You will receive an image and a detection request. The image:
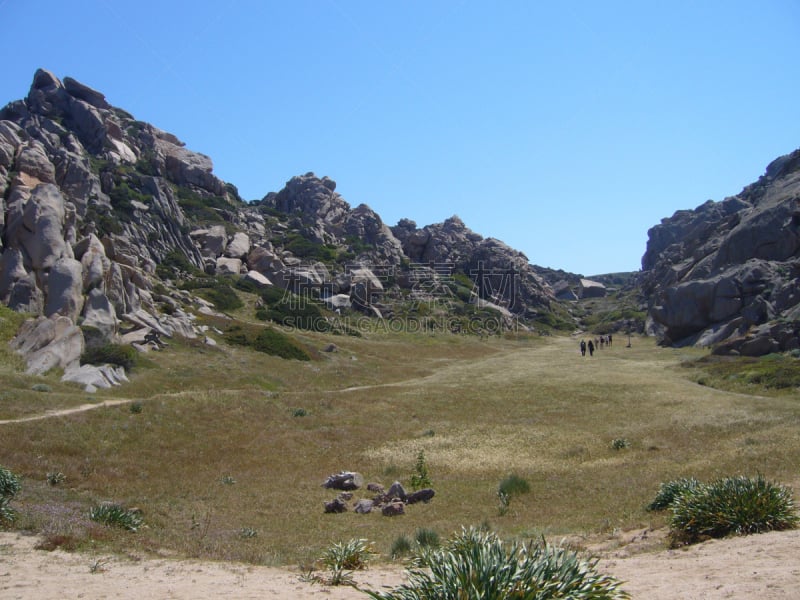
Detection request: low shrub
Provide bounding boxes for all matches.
[669,474,798,544]
[81,344,138,370]
[498,473,531,497]
[611,438,630,450]
[364,527,629,599]
[253,328,311,361]
[409,450,432,491]
[0,466,21,526]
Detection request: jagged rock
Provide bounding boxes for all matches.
[10,315,83,375]
[322,471,364,491]
[62,363,128,392]
[366,482,385,494]
[325,293,351,311]
[553,280,578,301]
[16,141,56,185]
[324,498,348,514]
[643,149,800,354]
[386,481,407,502]
[63,76,110,110]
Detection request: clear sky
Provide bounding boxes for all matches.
[2,1,799,275]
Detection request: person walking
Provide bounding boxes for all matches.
[580,339,586,356]
[587,339,595,356]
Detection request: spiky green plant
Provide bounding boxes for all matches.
[0,466,21,526]
[646,477,703,511]
[670,474,799,544]
[89,503,143,532]
[320,538,373,585]
[363,527,630,599]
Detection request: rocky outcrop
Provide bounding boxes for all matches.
[642,148,800,354]
[1,69,567,384]
[392,216,554,315]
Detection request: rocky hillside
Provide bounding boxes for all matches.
[0,69,557,388]
[642,149,800,355]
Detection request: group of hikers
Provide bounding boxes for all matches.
[579,334,612,356]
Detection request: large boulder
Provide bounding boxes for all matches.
[44,257,84,320]
[10,315,84,375]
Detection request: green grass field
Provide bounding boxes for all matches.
[1,313,799,567]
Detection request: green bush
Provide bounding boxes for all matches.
[81,344,138,370]
[498,474,531,498]
[252,328,311,361]
[364,527,629,600]
[646,477,703,512]
[200,283,243,312]
[409,450,432,491]
[89,503,143,532]
[0,466,20,526]
[669,475,799,544]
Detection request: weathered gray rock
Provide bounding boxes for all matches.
[215,256,242,275]
[406,488,435,504]
[354,499,374,514]
[324,498,348,514]
[15,184,71,271]
[243,270,272,287]
[579,279,607,299]
[81,288,118,343]
[381,501,405,517]
[10,315,84,375]
[44,257,84,320]
[224,232,251,258]
[386,481,407,502]
[322,471,364,491]
[62,363,128,392]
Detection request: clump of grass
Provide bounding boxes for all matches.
[646,477,702,511]
[391,534,413,559]
[292,407,308,417]
[611,438,630,450]
[89,503,143,532]
[239,527,258,539]
[31,383,52,393]
[221,475,236,485]
[414,528,440,549]
[129,401,143,414]
[669,474,799,545]
[363,527,629,599]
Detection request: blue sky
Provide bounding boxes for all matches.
[2,1,799,275]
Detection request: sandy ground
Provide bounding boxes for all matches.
[2,528,799,599]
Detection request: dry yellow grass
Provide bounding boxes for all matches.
[1,327,799,566]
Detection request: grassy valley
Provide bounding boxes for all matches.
[1,301,799,568]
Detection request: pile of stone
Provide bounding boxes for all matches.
[322,471,435,517]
